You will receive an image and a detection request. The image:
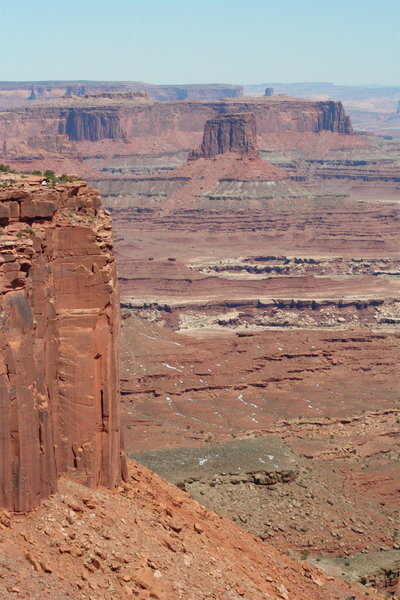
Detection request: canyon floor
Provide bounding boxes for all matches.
[1,96,399,597]
[100,134,400,595]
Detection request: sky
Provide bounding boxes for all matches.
[0,0,399,86]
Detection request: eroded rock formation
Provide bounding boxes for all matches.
[28,86,48,101]
[61,108,124,141]
[195,112,258,157]
[0,175,127,512]
[318,100,352,133]
[0,97,355,156]
[65,85,86,97]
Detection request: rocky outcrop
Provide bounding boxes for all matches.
[65,85,86,97]
[0,175,127,512]
[264,87,274,96]
[0,464,381,600]
[0,97,355,148]
[61,108,124,141]
[318,101,353,133]
[28,86,48,101]
[194,113,258,157]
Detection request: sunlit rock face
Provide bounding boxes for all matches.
[197,113,258,157]
[0,176,127,512]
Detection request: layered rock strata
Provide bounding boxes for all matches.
[0,98,354,152]
[83,91,150,101]
[0,175,127,512]
[62,107,124,141]
[193,112,258,157]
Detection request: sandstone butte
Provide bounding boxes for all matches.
[0,174,385,600]
[158,112,287,211]
[0,174,127,513]
[191,113,259,158]
[0,96,358,179]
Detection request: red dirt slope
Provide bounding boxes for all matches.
[0,461,384,600]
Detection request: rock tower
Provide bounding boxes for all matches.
[192,112,258,158]
[0,175,127,512]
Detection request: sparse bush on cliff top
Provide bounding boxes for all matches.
[1,165,82,185]
[0,164,17,174]
[43,170,81,186]
[0,179,16,187]
[58,173,77,183]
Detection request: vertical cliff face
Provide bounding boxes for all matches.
[196,112,258,157]
[0,99,356,165]
[61,108,123,141]
[0,176,126,512]
[317,101,353,133]
[28,86,48,101]
[65,85,86,97]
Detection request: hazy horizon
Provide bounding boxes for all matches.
[0,79,399,88]
[0,0,399,86]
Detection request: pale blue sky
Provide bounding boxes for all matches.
[0,0,399,85]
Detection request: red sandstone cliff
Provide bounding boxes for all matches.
[160,112,287,211]
[0,174,127,512]
[61,107,125,141]
[0,97,354,153]
[0,97,363,181]
[195,112,258,157]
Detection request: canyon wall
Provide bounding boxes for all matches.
[0,176,127,512]
[0,82,244,108]
[61,107,124,141]
[0,98,353,156]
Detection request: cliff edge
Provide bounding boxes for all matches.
[0,172,127,512]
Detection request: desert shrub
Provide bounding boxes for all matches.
[0,164,16,173]
[1,179,16,187]
[42,170,80,186]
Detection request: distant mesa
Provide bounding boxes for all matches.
[62,90,151,101]
[264,87,274,97]
[16,81,243,102]
[191,112,258,159]
[64,85,86,97]
[28,86,50,101]
[82,91,150,101]
[170,111,287,204]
